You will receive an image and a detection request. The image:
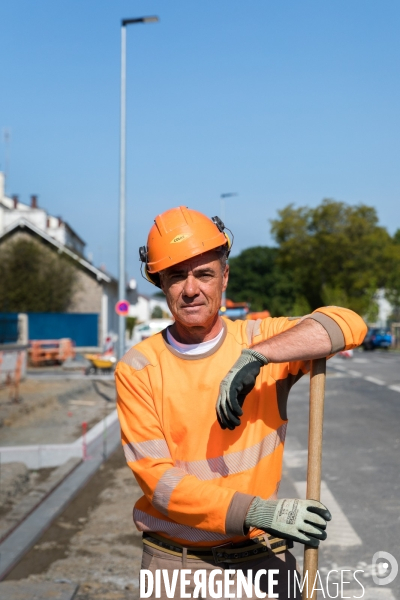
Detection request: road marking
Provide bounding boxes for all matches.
[348,370,362,377]
[329,366,400,394]
[331,363,347,371]
[364,376,385,386]
[353,589,396,600]
[283,449,308,469]
[293,481,362,547]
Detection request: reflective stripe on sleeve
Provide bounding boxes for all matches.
[152,467,187,516]
[123,438,171,463]
[133,508,231,543]
[134,485,280,544]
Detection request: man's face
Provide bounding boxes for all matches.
[160,250,229,329]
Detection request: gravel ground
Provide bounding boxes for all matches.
[0,462,54,517]
[0,378,116,446]
[6,448,144,600]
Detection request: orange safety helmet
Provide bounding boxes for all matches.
[139,206,232,287]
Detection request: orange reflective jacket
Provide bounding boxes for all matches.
[116,307,366,547]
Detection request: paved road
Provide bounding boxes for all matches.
[280,350,400,599]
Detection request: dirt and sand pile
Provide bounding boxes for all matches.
[0,462,31,508]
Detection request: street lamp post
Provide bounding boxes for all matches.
[219,193,237,309]
[118,16,159,360]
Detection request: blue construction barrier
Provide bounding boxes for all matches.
[27,313,98,346]
[0,314,19,344]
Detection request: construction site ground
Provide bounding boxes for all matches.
[0,373,116,544]
[1,354,399,599]
[0,375,116,446]
[4,447,143,600]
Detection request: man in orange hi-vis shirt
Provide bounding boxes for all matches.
[116,207,367,599]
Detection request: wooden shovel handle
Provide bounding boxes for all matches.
[302,357,326,600]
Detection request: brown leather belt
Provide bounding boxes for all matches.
[143,532,292,564]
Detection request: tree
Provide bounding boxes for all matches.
[227,246,301,316]
[393,229,400,245]
[126,316,137,337]
[384,235,400,322]
[270,199,393,315]
[151,305,163,319]
[0,237,78,312]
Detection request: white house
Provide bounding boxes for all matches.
[128,293,171,323]
[0,171,138,346]
[0,172,85,255]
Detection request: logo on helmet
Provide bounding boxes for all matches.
[170,233,192,244]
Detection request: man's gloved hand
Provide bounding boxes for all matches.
[216,349,269,430]
[245,497,332,548]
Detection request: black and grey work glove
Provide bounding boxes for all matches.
[245,497,332,548]
[216,349,269,430]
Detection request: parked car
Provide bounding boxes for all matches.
[362,328,392,350]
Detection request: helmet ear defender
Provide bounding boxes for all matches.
[211,216,233,257]
[139,246,161,288]
[139,212,233,288]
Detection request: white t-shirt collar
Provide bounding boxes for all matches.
[166,327,224,356]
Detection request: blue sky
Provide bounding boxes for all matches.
[2,1,400,295]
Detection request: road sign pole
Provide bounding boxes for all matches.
[118,24,127,361]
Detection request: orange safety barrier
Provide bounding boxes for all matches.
[28,338,75,366]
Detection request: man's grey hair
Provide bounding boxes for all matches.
[215,244,230,271]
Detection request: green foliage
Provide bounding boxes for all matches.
[270,199,393,314]
[384,242,400,321]
[290,296,311,317]
[228,199,400,321]
[364,298,379,324]
[126,316,137,337]
[0,237,77,312]
[393,229,400,245]
[227,246,300,316]
[151,305,163,319]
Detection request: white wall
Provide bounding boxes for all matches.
[47,223,67,246]
[129,295,150,322]
[149,297,171,317]
[128,295,171,322]
[376,289,392,327]
[103,281,119,343]
[48,223,85,255]
[0,179,85,256]
[3,207,47,231]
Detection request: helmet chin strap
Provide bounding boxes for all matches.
[140,262,162,288]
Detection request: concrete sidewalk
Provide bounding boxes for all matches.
[0,409,119,468]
